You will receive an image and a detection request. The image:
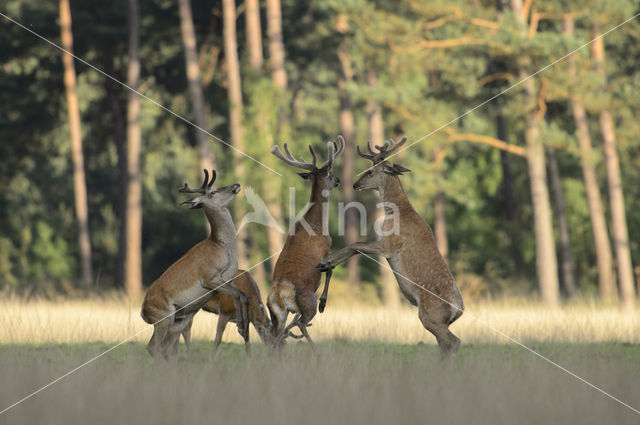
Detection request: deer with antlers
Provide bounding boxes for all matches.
[179,269,272,356]
[141,169,248,359]
[318,138,464,359]
[267,137,344,352]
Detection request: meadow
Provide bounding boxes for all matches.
[0,297,639,424]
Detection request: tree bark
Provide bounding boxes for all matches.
[367,67,399,307]
[338,47,359,286]
[103,70,127,289]
[245,0,263,71]
[245,0,283,276]
[545,147,577,296]
[496,112,525,275]
[59,0,93,289]
[265,0,289,132]
[178,0,216,172]
[591,23,635,308]
[266,0,287,90]
[512,0,559,306]
[124,0,143,300]
[564,16,614,300]
[223,0,249,270]
[433,191,448,262]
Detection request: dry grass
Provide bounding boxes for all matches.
[1,297,640,424]
[1,296,638,345]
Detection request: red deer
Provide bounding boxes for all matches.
[141,169,248,359]
[318,138,464,359]
[267,137,344,352]
[180,269,272,356]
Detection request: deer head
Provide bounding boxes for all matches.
[271,136,345,193]
[179,169,241,209]
[353,137,411,191]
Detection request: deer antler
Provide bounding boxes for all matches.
[179,169,216,193]
[320,135,346,169]
[271,142,317,171]
[356,136,408,163]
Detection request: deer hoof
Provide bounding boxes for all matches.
[316,262,333,271]
[319,299,326,313]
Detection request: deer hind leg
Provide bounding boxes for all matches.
[267,291,290,354]
[181,316,195,352]
[217,285,249,342]
[418,304,461,361]
[211,314,230,359]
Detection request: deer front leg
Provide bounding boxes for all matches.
[317,240,389,271]
[216,284,249,342]
[211,314,230,358]
[318,269,332,313]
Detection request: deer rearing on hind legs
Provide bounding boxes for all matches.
[267,136,344,353]
[141,169,248,359]
[318,138,464,360]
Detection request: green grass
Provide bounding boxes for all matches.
[1,341,639,424]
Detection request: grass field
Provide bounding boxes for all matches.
[0,298,639,424]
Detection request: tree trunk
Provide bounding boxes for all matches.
[178,0,216,172]
[338,47,359,286]
[512,0,559,306]
[103,70,127,289]
[545,147,577,296]
[265,0,289,132]
[245,0,283,278]
[223,0,249,270]
[245,0,263,71]
[367,67,399,307]
[496,112,525,275]
[266,0,287,90]
[124,0,143,300]
[564,16,614,300]
[433,191,448,262]
[59,0,93,289]
[591,23,635,308]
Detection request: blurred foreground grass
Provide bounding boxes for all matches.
[0,296,638,344]
[0,341,639,425]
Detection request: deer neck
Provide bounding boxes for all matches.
[303,180,330,231]
[379,176,412,213]
[203,207,237,250]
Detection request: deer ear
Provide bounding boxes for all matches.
[393,164,411,174]
[382,163,411,175]
[297,172,312,180]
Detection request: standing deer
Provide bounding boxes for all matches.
[318,138,464,359]
[179,269,272,356]
[141,169,248,359]
[267,137,344,352]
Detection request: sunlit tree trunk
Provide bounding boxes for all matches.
[223,0,249,270]
[367,67,399,307]
[433,191,448,262]
[266,0,289,132]
[178,0,216,172]
[512,0,559,306]
[124,0,142,300]
[266,0,287,90]
[338,43,359,286]
[496,112,525,275]
[591,24,635,309]
[245,0,263,71]
[564,16,614,300]
[546,147,577,296]
[245,0,281,288]
[59,0,93,289]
